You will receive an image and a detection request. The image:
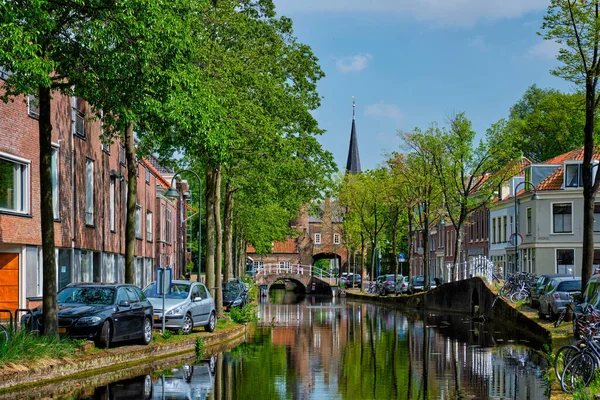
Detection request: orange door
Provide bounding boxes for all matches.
[0,253,19,313]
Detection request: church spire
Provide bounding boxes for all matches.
[345,96,361,174]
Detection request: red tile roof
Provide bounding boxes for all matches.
[536,166,564,191]
[246,237,298,254]
[140,158,170,189]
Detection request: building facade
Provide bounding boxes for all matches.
[0,81,187,312]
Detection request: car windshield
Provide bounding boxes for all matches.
[223,283,240,296]
[556,281,581,292]
[385,275,395,281]
[144,282,191,299]
[413,277,424,284]
[58,286,115,305]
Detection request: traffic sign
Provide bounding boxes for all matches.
[509,232,524,247]
[398,253,406,263]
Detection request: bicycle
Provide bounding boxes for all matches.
[560,323,600,393]
[0,323,8,347]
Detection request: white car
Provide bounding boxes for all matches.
[143,280,216,334]
[395,276,409,294]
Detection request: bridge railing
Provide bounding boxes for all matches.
[445,255,494,284]
[254,263,335,280]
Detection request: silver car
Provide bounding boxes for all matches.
[538,277,581,321]
[143,280,216,334]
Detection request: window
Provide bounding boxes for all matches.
[314,233,321,244]
[279,261,291,270]
[28,94,39,119]
[333,233,340,245]
[253,260,264,269]
[469,216,474,242]
[145,169,150,184]
[135,205,142,239]
[81,251,93,282]
[492,218,496,244]
[565,164,579,187]
[119,145,126,165]
[0,154,29,213]
[557,249,575,275]
[526,208,532,235]
[0,66,11,80]
[553,203,572,233]
[165,208,172,243]
[51,148,59,219]
[503,216,507,243]
[71,97,85,138]
[146,211,153,242]
[102,142,110,153]
[595,203,600,232]
[85,159,94,225]
[109,177,115,231]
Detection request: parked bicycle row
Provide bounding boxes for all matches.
[341,273,439,296]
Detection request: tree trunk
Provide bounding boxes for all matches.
[205,168,215,297]
[124,122,137,284]
[408,215,413,280]
[214,167,224,316]
[370,236,377,287]
[39,85,58,336]
[223,181,234,281]
[582,80,596,291]
[423,210,430,289]
[392,206,399,282]
[360,236,365,291]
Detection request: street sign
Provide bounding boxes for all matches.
[509,232,524,247]
[398,253,406,263]
[156,267,172,295]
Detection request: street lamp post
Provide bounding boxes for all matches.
[513,181,539,273]
[165,170,202,282]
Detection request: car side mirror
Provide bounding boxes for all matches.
[118,300,130,308]
[194,296,203,302]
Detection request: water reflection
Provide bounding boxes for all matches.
[65,290,549,400]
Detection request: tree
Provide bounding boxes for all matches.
[487,85,587,163]
[542,0,600,289]
[0,0,115,335]
[429,114,502,281]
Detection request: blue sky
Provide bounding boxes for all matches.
[272,0,572,172]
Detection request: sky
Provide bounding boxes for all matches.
[271,0,572,172]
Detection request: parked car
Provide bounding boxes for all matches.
[531,273,572,308]
[344,273,362,288]
[143,280,216,334]
[578,273,600,311]
[538,277,582,321]
[408,276,437,294]
[223,280,248,311]
[22,283,153,348]
[395,276,409,294]
[376,274,397,294]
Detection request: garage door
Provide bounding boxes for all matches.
[0,253,19,313]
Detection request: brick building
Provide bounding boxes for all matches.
[0,78,187,311]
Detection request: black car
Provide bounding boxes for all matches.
[222,280,248,311]
[23,283,153,348]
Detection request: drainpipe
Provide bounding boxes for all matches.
[70,97,76,286]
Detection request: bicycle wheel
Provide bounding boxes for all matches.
[0,325,8,347]
[554,345,580,383]
[510,290,528,303]
[554,309,567,328]
[561,351,597,393]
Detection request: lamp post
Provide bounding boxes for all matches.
[165,170,202,283]
[513,181,539,273]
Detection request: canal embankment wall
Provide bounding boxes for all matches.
[346,277,552,344]
[0,324,247,393]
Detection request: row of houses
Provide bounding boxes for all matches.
[411,149,600,282]
[0,78,191,312]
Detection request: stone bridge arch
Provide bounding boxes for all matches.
[255,273,334,295]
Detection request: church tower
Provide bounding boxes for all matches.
[345,96,361,174]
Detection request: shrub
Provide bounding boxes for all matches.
[229,303,259,324]
[0,329,82,363]
[195,337,204,362]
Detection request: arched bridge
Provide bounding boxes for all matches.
[254,264,337,294]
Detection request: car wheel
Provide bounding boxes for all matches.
[140,317,152,345]
[550,310,558,321]
[182,313,194,335]
[205,312,216,333]
[96,320,111,349]
[143,375,153,399]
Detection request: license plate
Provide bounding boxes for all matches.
[58,327,66,334]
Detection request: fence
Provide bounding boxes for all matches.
[446,255,494,284]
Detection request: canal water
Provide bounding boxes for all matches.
[54,290,549,399]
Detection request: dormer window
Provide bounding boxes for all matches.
[565,161,598,188]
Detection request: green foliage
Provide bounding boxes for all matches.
[161,330,173,340]
[487,85,589,163]
[0,330,82,363]
[229,303,259,324]
[241,275,258,301]
[194,337,204,362]
[572,373,600,399]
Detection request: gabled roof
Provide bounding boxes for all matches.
[535,146,600,192]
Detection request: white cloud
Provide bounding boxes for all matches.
[365,102,403,122]
[335,53,372,73]
[527,40,561,60]
[273,0,547,26]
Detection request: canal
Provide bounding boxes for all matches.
[49,290,549,399]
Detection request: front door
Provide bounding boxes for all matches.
[0,253,19,314]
